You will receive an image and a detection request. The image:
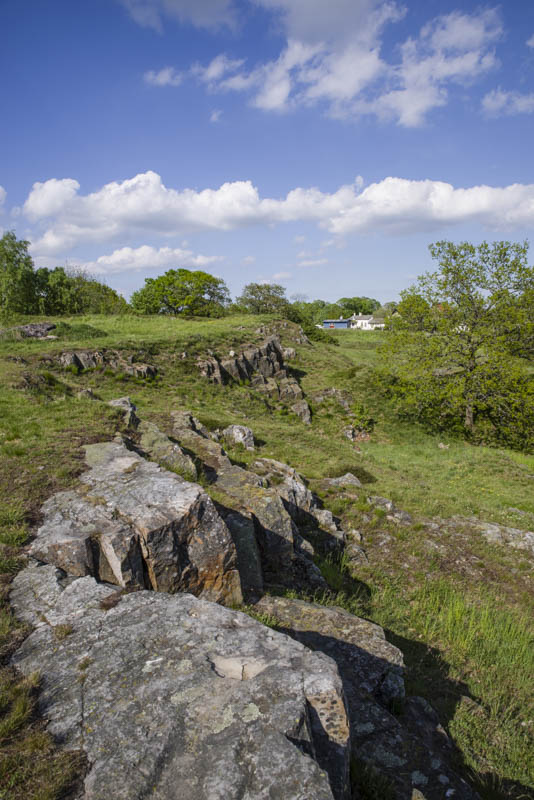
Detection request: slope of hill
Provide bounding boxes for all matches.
[1,314,533,799]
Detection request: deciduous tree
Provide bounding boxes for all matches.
[0,231,37,315]
[380,240,534,450]
[131,268,230,316]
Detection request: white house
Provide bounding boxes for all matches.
[349,314,385,330]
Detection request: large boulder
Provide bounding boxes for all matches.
[14,321,57,338]
[29,441,242,605]
[11,564,351,800]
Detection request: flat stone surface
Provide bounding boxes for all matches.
[11,564,350,800]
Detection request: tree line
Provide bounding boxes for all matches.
[0,231,385,324]
[0,232,129,316]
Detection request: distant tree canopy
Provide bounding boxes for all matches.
[131,268,230,316]
[235,282,291,315]
[337,296,381,315]
[0,232,128,316]
[380,240,534,451]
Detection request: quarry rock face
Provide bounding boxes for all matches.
[29,441,242,605]
[11,563,350,800]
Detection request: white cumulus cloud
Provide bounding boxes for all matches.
[144,67,183,86]
[0,186,6,209]
[23,178,80,220]
[365,9,502,126]
[21,170,534,258]
[527,34,534,48]
[482,88,534,116]
[81,244,222,275]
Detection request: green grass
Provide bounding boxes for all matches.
[1,314,533,799]
[370,578,534,796]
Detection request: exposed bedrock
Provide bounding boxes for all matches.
[58,349,157,378]
[29,440,242,605]
[171,415,327,591]
[10,563,351,800]
[255,596,480,800]
[197,335,286,386]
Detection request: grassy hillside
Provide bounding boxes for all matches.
[1,314,533,799]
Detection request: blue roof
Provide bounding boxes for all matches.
[323,318,350,323]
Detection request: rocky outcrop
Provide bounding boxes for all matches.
[323,473,362,489]
[222,424,255,451]
[291,399,312,424]
[107,396,140,428]
[368,495,413,525]
[58,349,157,378]
[138,420,197,479]
[11,563,351,800]
[10,321,57,338]
[251,458,316,522]
[278,376,303,401]
[469,518,534,556]
[196,335,311,411]
[29,440,242,605]
[197,336,286,386]
[311,387,351,411]
[169,420,324,591]
[254,596,479,800]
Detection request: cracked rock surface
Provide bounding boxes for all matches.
[11,562,350,800]
[28,440,242,604]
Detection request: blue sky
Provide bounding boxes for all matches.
[1,0,533,303]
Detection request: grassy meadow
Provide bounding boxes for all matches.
[0,314,533,799]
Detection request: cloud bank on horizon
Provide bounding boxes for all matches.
[13,171,534,268]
